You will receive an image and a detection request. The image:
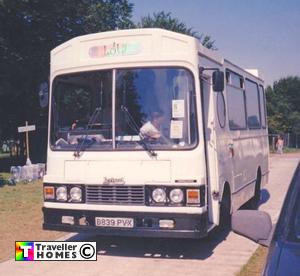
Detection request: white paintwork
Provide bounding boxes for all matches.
[18,125,36,133]
[245,69,259,77]
[245,69,265,82]
[45,28,269,231]
[64,160,172,183]
[198,54,269,225]
[44,202,207,214]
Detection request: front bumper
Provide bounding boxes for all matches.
[43,207,208,239]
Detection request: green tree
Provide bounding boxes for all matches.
[0,2,216,162]
[0,0,133,160]
[266,76,300,136]
[137,11,216,49]
[0,0,133,129]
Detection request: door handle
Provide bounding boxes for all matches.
[228,143,234,157]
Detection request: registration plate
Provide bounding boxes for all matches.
[95,217,134,228]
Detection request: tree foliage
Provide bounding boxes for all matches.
[137,11,216,49]
[0,1,216,162]
[266,76,300,136]
[0,0,133,140]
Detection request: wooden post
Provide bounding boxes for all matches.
[18,122,35,165]
[25,121,30,161]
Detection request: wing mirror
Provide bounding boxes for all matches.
[38,82,49,108]
[212,71,224,92]
[232,210,273,246]
[199,67,224,92]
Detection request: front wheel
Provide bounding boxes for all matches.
[219,188,231,230]
[208,187,231,239]
[245,173,261,210]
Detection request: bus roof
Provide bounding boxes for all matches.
[51,28,263,82]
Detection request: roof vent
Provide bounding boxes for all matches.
[245,69,259,77]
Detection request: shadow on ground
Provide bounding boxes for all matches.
[66,226,231,260]
[0,156,26,172]
[240,188,271,210]
[63,190,271,261]
[260,188,270,206]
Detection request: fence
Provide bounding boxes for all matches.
[269,133,300,150]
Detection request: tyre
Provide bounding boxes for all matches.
[219,187,231,230]
[207,186,231,239]
[245,171,261,210]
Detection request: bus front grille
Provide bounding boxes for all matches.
[85,185,145,205]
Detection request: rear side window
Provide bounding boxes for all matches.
[245,79,261,129]
[226,70,246,130]
[259,85,267,128]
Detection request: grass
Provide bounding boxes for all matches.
[237,246,268,276]
[0,175,65,262]
[0,153,10,159]
[0,172,10,184]
[283,147,300,153]
[269,147,300,154]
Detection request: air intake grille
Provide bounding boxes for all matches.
[86,185,145,205]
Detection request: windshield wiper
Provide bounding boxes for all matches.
[73,107,101,157]
[121,105,157,158]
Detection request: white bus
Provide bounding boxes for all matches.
[43,28,269,238]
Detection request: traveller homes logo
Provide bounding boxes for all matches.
[15,241,97,261]
[15,242,34,261]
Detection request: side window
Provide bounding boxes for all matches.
[259,85,267,128]
[245,79,261,129]
[226,70,246,130]
[216,92,226,128]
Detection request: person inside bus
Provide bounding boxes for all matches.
[140,111,164,140]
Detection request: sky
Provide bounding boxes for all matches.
[131,0,300,86]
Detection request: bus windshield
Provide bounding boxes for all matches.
[50,67,198,151]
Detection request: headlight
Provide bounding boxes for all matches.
[70,187,82,202]
[56,186,67,201]
[169,188,184,204]
[152,188,166,203]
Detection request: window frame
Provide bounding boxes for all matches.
[114,66,198,150]
[216,91,226,128]
[49,66,199,152]
[258,84,267,129]
[225,69,247,131]
[274,163,300,243]
[244,78,261,130]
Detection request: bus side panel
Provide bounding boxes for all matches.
[199,56,227,226]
